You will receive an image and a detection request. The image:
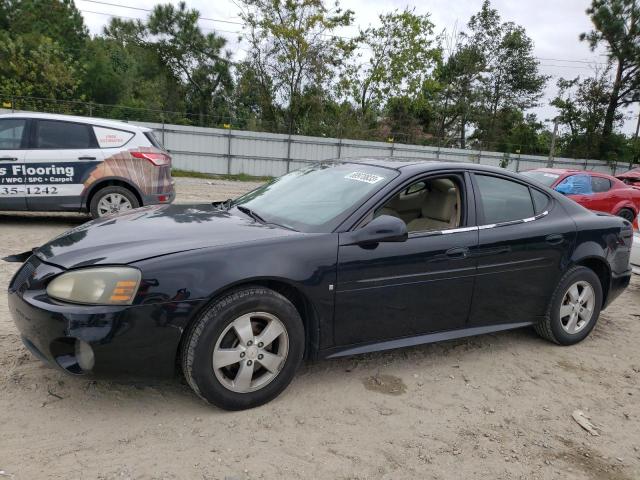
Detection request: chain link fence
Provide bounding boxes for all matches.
[1,96,633,178]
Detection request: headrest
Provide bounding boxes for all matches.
[421,187,457,222]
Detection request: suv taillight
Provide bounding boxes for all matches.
[131,151,171,167]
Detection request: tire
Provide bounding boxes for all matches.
[535,266,603,345]
[89,186,140,218]
[181,286,305,410]
[616,208,636,223]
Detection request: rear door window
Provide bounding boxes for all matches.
[34,120,96,149]
[0,118,27,149]
[475,174,535,224]
[555,174,593,195]
[93,126,134,148]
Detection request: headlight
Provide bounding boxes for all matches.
[46,267,141,305]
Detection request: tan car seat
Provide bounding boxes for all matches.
[407,181,459,232]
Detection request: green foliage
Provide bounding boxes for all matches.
[0,0,637,165]
[0,31,81,99]
[238,0,355,133]
[581,0,640,153]
[465,1,549,148]
[340,8,441,115]
[3,0,87,56]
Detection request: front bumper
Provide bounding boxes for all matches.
[8,257,200,377]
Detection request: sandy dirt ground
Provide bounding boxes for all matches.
[1,177,639,480]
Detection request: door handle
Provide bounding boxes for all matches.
[545,234,564,245]
[445,247,469,259]
[0,157,18,161]
[78,156,96,160]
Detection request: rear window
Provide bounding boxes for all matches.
[530,189,549,214]
[35,120,96,149]
[93,126,134,148]
[591,176,611,193]
[475,174,535,224]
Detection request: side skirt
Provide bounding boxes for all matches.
[323,321,535,359]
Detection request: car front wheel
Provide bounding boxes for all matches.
[535,266,603,345]
[181,286,305,410]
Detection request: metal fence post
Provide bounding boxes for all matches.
[227,127,233,175]
[436,146,440,160]
[286,134,292,173]
[390,141,395,157]
[337,137,342,159]
[515,152,521,172]
[612,161,617,175]
[476,150,482,164]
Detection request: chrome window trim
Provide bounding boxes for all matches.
[406,210,549,237]
[477,210,549,231]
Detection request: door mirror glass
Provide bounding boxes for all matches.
[353,215,408,245]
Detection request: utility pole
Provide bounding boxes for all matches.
[632,110,640,169]
[547,117,559,167]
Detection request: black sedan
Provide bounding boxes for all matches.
[6,159,634,410]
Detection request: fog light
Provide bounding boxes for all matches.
[74,339,95,371]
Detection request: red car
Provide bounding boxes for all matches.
[617,167,640,188]
[521,168,640,226]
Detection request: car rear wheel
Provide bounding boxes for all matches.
[616,208,636,223]
[90,186,139,218]
[181,286,304,410]
[535,266,603,345]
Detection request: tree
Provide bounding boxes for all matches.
[103,2,233,124]
[3,0,88,57]
[341,8,441,117]
[0,31,81,100]
[551,70,614,158]
[146,2,233,124]
[465,1,548,149]
[238,0,355,133]
[581,0,640,156]
[431,43,484,147]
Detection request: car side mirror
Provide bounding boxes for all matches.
[348,215,408,245]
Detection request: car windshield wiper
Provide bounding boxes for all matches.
[213,198,233,210]
[236,205,266,223]
[236,205,298,231]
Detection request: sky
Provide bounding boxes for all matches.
[77,0,639,135]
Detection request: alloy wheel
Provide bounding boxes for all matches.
[212,312,289,393]
[559,280,596,334]
[97,193,133,217]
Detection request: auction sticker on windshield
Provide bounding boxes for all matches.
[345,172,385,184]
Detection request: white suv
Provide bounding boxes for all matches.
[0,112,175,218]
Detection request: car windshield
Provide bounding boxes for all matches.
[521,170,560,187]
[231,163,397,232]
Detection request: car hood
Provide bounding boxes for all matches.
[34,204,300,269]
[617,168,640,181]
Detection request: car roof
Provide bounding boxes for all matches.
[527,167,617,179]
[337,157,526,177]
[0,112,150,132]
[525,167,581,175]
